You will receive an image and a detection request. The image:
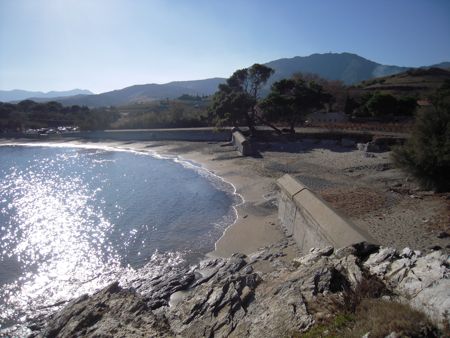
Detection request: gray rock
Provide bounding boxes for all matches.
[357,142,367,151]
[35,282,174,338]
[32,243,449,337]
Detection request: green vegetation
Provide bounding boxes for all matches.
[366,93,399,117]
[260,76,330,132]
[0,100,118,131]
[349,299,437,337]
[392,81,450,191]
[365,92,417,117]
[358,67,450,97]
[111,99,210,129]
[346,92,417,118]
[208,64,273,134]
[178,94,205,101]
[299,313,355,338]
[300,300,437,338]
[2,66,448,133]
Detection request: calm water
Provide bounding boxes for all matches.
[0,144,239,328]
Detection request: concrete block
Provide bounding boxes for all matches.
[232,130,253,156]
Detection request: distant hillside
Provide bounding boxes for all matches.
[0,89,93,102]
[265,52,409,85]
[6,53,449,107]
[432,61,450,69]
[356,67,450,97]
[56,78,225,107]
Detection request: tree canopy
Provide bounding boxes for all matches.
[366,93,399,117]
[0,100,119,131]
[260,76,330,132]
[208,64,274,133]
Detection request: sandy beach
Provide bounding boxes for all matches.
[1,137,448,256]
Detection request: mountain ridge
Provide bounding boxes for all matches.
[0,89,93,102]
[2,53,449,107]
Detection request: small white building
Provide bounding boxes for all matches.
[306,111,349,124]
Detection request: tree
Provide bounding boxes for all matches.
[392,82,450,191]
[209,64,274,134]
[260,77,329,133]
[366,93,398,117]
[396,97,417,116]
[293,73,347,111]
[432,79,450,109]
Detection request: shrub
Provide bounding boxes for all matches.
[366,93,398,117]
[392,105,450,191]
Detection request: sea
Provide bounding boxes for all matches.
[0,144,240,330]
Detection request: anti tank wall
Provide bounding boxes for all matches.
[231,129,253,156]
[277,174,374,252]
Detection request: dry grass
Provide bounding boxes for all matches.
[298,277,440,338]
[349,299,438,338]
[320,187,387,217]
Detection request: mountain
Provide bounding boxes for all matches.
[265,52,409,85]
[0,89,93,102]
[5,53,450,107]
[56,78,225,107]
[55,53,410,107]
[431,61,450,69]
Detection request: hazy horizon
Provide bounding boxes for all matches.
[1,0,449,93]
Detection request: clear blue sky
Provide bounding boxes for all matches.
[1,0,449,93]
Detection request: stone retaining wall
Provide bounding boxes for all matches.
[277,174,374,252]
[2,129,231,142]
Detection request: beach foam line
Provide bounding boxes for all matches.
[0,140,244,253]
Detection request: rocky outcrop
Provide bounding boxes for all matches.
[30,241,449,338]
[35,282,175,338]
[363,247,450,323]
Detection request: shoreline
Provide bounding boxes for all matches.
[0,138,284,258]
[1,136,448,257]
[172,149,285,258]
[1,137,449,336]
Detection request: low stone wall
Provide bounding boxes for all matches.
[1,128,231,142]
[277,174,374,252]
[231,130,253,156]
[71,129,231,142]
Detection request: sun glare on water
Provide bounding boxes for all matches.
[0,151,125,323]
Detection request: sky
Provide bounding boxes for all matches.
[1,0,449,93]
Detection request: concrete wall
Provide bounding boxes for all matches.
[1,128,231,142]
[277,174,374,252]
[231,130,252,156]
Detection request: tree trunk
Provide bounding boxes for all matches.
[255,115,283,135]
[289,116,298,134]
[254,106,283,135]
[245,112,256,136]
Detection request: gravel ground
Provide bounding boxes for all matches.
[209,140,450,253]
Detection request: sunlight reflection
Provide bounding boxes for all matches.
[0,151,125,323]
